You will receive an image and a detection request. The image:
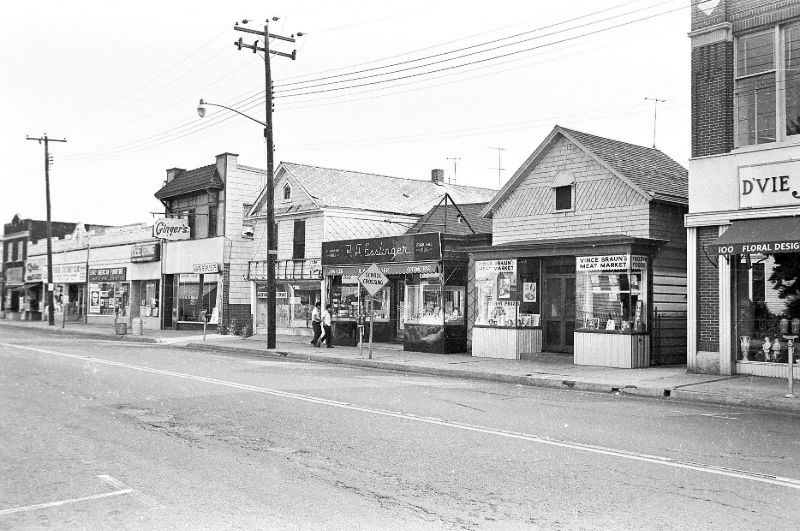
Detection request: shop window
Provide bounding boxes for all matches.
[474,259,540,328]
[89,281,130,316]
[176,273,219,323]
[735,253,800,363]
[734,25,800,145]
[293,220,306,259]
[405,282,465,325]
[575,255,648,333]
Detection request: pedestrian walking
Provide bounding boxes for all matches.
[321,304,334,348]
[310,302,322,347]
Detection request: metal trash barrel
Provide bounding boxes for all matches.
[131,318,143,335]
[115,322,128,335]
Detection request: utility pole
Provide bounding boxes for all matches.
[644,97,666,148]
[26,133,66,326]
[446,156,461,184]
[488,147,505,188]
[234,18,298,350]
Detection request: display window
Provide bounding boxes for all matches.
[735,253,800,363]
[89,282,129,315]
[135,280,160,317]
[329,277,361,319]
[575,255,648,333]
[404,282,465,325]
[274,283,320,327]
[177,273,219,323]
[474,258,540,327]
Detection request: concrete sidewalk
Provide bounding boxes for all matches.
[2,319,799,414]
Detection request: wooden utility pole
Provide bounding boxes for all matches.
[644,97,666,148]
[26,133,67,326]
[234,18,298,349]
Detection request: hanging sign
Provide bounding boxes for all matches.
[358,263,389,296]
[153,218,190,240]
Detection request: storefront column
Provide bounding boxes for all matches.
[718,226,734,375]
[129,281,142,320]
[686,227,698,372]
[250,280,257,324]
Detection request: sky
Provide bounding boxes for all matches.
[0,0,692,228]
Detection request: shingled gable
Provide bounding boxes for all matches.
[247,162,497,217]
[481,125,688,217]
[154,164,224,201]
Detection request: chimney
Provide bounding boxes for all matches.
[216,152,239,184]
[165,168,185,183]
[431,168,445,185]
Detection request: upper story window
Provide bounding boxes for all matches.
[11,240,19,261]
[292,219,306,259]
[551,171,575,211]
[282,183,292,202]
[735,25,800,146]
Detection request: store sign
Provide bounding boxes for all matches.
[53,263,87,283]
[739,161,800,209]
[131,242,160,263]
[24,261,43,283]
[88,267,127,282]
[153,217,190,240]
[322,232,441,265]
[5,266,23,284]
[576,255,647,271]
[192,263,219,274]
[475,259,516,278]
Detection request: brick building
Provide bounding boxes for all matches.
[687,0,800,377]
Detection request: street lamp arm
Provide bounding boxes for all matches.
[197,99,267,127]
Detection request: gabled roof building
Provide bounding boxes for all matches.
[469,126,688,366]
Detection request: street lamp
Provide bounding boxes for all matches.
[197,97,274,349]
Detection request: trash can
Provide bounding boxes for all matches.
[131,318,143,336]
[115,322,127,335]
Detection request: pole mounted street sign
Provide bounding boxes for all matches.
[357,263,388,360]
[358,263,389,297]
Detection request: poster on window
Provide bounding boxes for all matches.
[522,282,537,302]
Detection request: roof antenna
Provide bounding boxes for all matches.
[644,97,666,148]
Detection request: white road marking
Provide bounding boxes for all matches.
[0,489,132,516]
[4,341,800,492]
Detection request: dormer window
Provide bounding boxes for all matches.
[551,171,575,211]
[282,183,292,202]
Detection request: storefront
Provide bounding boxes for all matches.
[3,265,25,319]
[322,232,477,353]
[51,263,88,322]
[470,238,662,367]
[170,263,221,329]
[88,267,129,316]
[249,259,322,337]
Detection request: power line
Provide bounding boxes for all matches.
[273,2,688,99]
[273,0,673,94]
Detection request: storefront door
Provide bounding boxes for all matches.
[543,262,575,353]
[392,279,405,339]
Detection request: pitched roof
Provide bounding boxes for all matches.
[154,164,224,201]
[558,126,688,203]
[276,162,497,215]
[482,125,688,216]
[407,201,492,235]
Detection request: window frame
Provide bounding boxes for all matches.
[733,24,800,148]
[292,219,306,260]
[553,185,574,212]
[282,183,292,202]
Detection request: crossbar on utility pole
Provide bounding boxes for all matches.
[644,97,666,148]
[26,133,67,326]
[234,19,297,350]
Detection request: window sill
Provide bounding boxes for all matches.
[732,136,800,153]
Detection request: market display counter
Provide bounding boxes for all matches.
[573,331,650,368]
[472,325,543,359]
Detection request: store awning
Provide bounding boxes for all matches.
[323,261,441,277]
[712,217,800,256]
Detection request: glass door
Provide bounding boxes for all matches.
[542,261,576,353]
[392,279,406,339]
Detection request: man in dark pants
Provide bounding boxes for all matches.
[322,303,333,348]
[310,302,322,347]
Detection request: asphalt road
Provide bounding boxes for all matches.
[1,327,799,530]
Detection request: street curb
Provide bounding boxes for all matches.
[184,342,660,398]
[0,322,157,344]
[184,342,800,414]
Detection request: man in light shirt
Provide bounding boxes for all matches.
[310,302,322,347]
[321,303,333,348]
